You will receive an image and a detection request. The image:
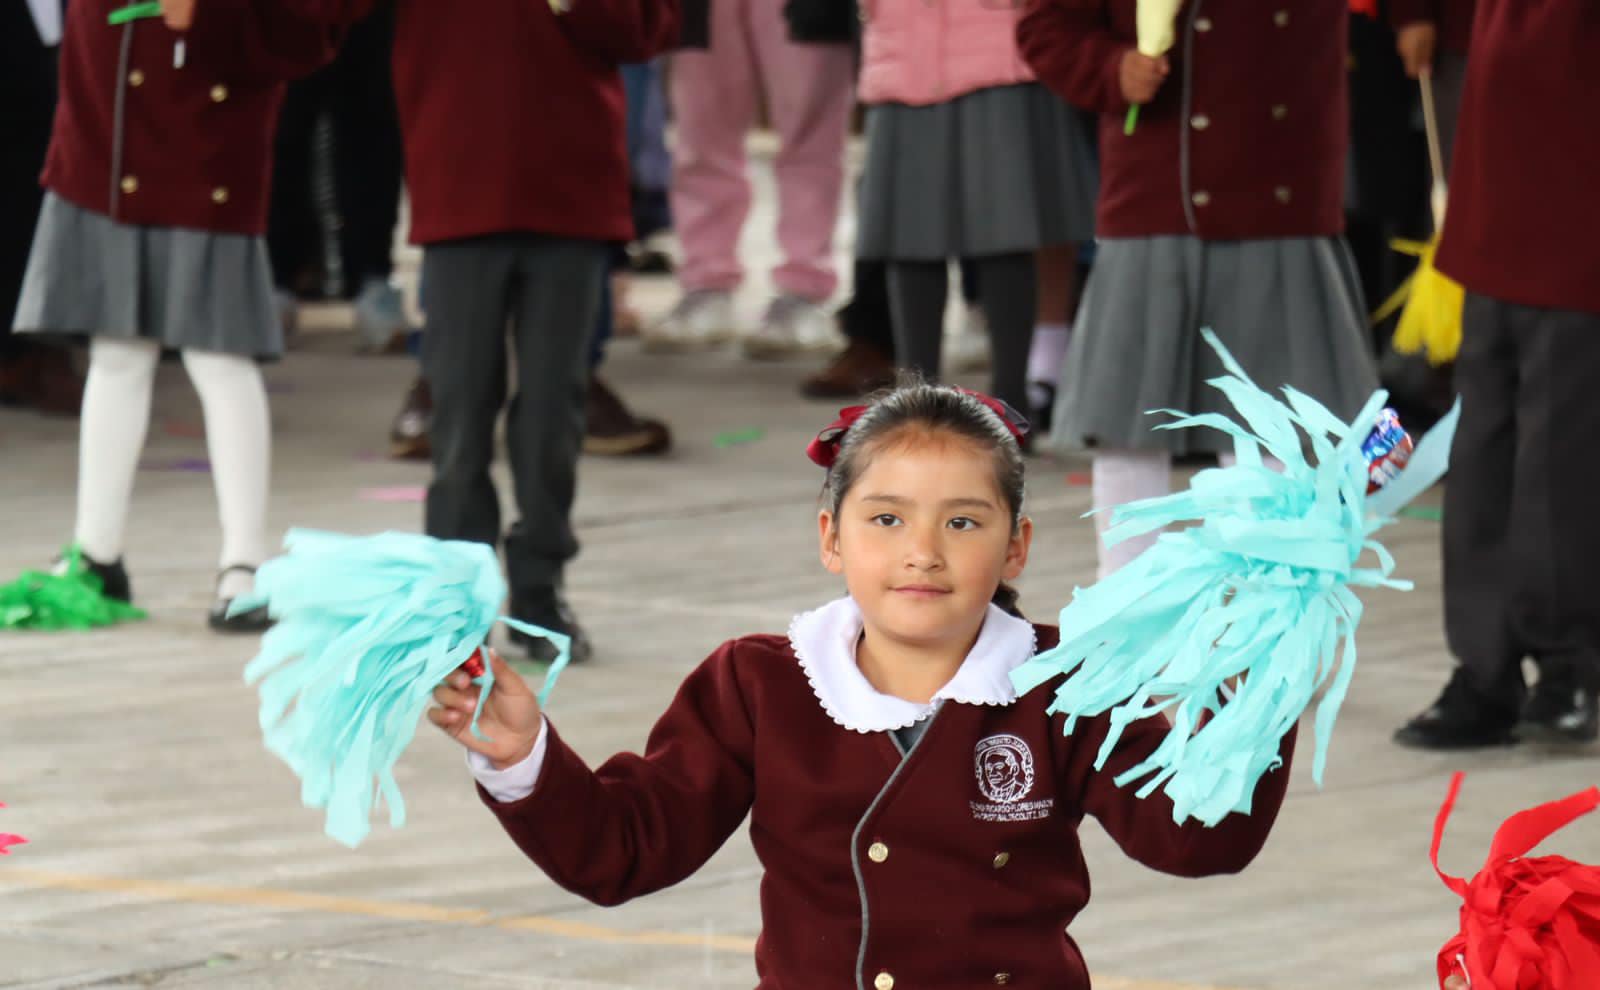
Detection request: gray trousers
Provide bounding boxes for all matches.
[1445,293,1600,709]
[421,234,606,612]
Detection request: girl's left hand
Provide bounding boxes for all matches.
[160,0,195,30]
[1443,975,1468,990]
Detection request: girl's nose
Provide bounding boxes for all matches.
[904,527,944,570]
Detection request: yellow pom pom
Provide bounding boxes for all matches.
[1373,236,1464,366]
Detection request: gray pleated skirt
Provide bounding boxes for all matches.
[1052,236,1380,456]
[855,83,1099,260]
[13,193,282,360]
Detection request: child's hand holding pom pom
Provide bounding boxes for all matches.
[429,650,543,769]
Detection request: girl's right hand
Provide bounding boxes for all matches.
[1443,977,1467,990]
[428,649,544,769]
[1119,50,1170,106]
[1396,21,1437,79]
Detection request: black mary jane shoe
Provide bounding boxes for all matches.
[208,565,272,634]
[54,550,132,603]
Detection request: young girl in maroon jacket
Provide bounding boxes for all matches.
[10,0,334,629]
[1017,0,1380,579]
[428,384,1295,990]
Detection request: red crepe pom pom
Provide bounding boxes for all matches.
[0,801,25,855]
[1433,773,1600,989]
[1349,0,1379,16]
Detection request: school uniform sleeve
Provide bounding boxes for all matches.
[478,640,758,907]
[181,0,341,83]
[1063,713,1297,877]
[1016,0,1131,114]
[553,0,684,65]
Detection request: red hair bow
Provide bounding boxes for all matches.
[804,389,1030,469]
[957,388,1031,445]
[1432,773,1600,989]
[806,405,868,469]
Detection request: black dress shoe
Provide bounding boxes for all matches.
[508,590,592,665]
[1394,669,1519,750]
[209,566,272,634]
[55,550,132,603]
[1519,676,1600,744]
[389,377,431,462]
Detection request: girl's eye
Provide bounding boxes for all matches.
[871,514,902,527]
[947,517,979,531]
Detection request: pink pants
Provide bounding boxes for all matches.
[668,0,854,301]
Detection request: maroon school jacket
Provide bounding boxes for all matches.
[42,1,336,234]
[1434,0,1600,315]
[284,0,681,245]
[481,627,1296,989]
[1388,0,1476,56]
[1017,0,1348,240]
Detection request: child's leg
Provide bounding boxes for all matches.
[667,0,759,294]
[887,260,949,383]
[748,5,853,302]
[181,349,271,597]
[1091,450,1171,580]
[1028,244,1078,412]
[75,337,160,563]
[502,238,607,615]
[973,252,1037,420]
[420,240,515,551]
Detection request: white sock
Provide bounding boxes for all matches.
[75,337,161,563]
[1092,449,1172,580]
[1026,322,1070,409]
[181,350,272,583]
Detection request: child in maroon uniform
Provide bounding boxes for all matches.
[430,384,1296,989]
[11,0,334,629]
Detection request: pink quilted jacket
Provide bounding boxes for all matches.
[857,0,1037,106]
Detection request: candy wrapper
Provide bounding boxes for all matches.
[1013,329,1460,826]
[1433,773,1600,989]
[231,529,571,847]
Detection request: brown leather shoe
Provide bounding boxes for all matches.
[388,377,431,461]
[584,376,671,456]
[0,345,83,417]
[799,339,896,399]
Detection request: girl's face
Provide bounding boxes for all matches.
[818,432,1032,651]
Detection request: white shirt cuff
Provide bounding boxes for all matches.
[466,716,549,803]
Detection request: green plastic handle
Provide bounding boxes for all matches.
[108,2,163,25]
[1124,104,1141,136]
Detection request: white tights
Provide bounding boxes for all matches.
[75,337,271,593]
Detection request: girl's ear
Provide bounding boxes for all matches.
[818,509,844,575]
[1002,515,1033,581]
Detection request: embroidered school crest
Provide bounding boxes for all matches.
[970,734,1053,823]
[975,734,1034,804]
